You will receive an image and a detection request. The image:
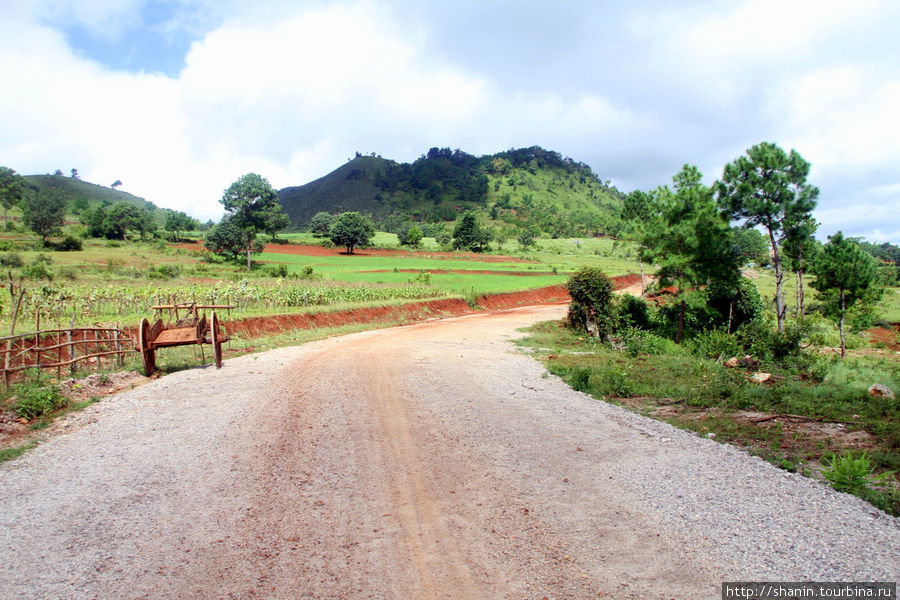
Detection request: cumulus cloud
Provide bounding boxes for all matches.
[1,0,898,241]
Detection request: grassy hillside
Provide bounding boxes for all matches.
[278,146,626,237]
[24,175,168,225]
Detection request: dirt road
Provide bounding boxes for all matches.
[1,305,897,599]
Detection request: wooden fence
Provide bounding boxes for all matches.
[0,327,135,385]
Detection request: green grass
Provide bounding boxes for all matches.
[520,319,900,496]
[0,440,39,463]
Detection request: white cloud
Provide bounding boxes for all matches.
[1,0,898,241]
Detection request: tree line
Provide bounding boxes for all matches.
[614,141,887,358]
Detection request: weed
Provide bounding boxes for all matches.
[0,441,39,463]
[9,371,67,419]
[571,367,592,392]
[820,452,892,495]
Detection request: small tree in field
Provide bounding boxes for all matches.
[566,267,615,338]
[23,189,66,243]
[811,232,881,359]
[205,216,264,263]
[220,173,286,269]
[404,225,423,248]
[329,211,374,254]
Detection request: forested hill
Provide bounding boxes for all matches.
[278,146,626,237]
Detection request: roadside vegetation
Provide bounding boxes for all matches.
[518,142,898,515]
[0,144,898,509]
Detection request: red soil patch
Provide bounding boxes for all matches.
[865,324,900,351]
[360,269,559,276]
[170,242,536,263]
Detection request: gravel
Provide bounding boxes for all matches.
[0,305,896,599]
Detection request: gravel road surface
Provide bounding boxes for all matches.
[1,304,897,599]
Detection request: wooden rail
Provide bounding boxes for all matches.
[0,327,135,385]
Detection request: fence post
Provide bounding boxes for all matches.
[69,313,77,376]
[114,327,123,367]
[57,330,61,379]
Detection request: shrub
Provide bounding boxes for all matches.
[616,294,654,331]
[0,252,23,268]
[571,367,592,392]
[266,264,288,278]
[148,264,181,279]
[685,329,743,361]
[11,372,67,419]
[706,277,764,332]
[566,267,616,338]
[621,328,681,357]
[597,365,634,397]
[56,235,83,251]
[821,451,892,496]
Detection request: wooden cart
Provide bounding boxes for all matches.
[137,303,233,376]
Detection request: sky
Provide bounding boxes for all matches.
[1,0,898,243]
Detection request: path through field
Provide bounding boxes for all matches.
[1,304,897,599]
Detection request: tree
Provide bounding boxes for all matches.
[309,212,334,236]
[111,180,122,190]
[404,225,423,248]
[329,212,374,254]
[23,188,66,243]
[0,166,26,232]
[517,225,539,249]
[263,209,290,242]
[205,216,264,263]
[101,202,144,240]
[811,232,881,358]
[621,189,656,297]
[566,267,615,338]
[165,210,198,242]
[731,227,770,267]
[70,197,90,215]
[641,165,741,342]
[717,142,819,332]
[452,211,490,252]
[220,173,286,269]
[70,168,79,179]
[781,216,819,316]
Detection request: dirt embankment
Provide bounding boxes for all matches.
[226,286,571,338]
[223,275,645,340]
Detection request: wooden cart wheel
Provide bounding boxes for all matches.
[211,311,223,369]
[139,317,156,376]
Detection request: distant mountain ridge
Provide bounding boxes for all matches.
[278,146,626,237]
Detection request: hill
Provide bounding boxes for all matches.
[24,174,168,225]
[278,146,626,237]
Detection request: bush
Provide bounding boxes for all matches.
[616,294,654,331]
[0,252,23,268]
[566,267,616,338]
[266,264,289,278]
[11,372,67,419]
[821,451,893,496]
[685,329,743,361]
[148,264,181,279]
[55,235,83,251]
[620,328,682,357]
[706,277,764,332]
